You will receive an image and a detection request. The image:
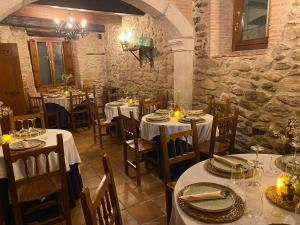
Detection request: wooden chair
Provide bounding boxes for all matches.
[206,96,231,117]
[118,107,157,186]
[156,90,169,109]
[9,112,46,131]
[90,89,114,149]
[27,93,59,128]
[197,108,239,158]
[139,98,162,121]
[2,134,72,225]
[81,154,122,225]
[159,124,200,223]
[107,91,124,102]
[69,90,90,131]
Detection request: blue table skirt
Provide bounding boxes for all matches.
[46,103,69,129]
[148,136,193,181]
[0,163,83,225]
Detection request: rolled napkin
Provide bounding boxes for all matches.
[21,140,30,148]
[179,190,224,202]
[213,154,244,169]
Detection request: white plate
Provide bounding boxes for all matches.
[9,139,45,151]
[210,156,250,173]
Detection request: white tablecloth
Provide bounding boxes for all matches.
[44,94,93,112]
[0,129,81,180]
[104,103,139,122]
[140,114,215,142]
[171,154,295,225]
[44,96,72,111]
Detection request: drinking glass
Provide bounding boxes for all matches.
[250,145,264,166]
[229,165,246,201]
[269,155,280,174]
[295,203,300,225]
[245,181,263,219]
[17,119,25,132]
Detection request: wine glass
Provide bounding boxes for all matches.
[17,119,25,132]
[295,202,300,225]
[250,145,264,166]
[291,142,300,168]
[245,181,263,219]
[229,165,246,201]
[269,155,280,174]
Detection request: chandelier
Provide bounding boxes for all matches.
[54,14,88,40]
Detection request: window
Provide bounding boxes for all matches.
[232,0,269,51]
[28,38,74,88]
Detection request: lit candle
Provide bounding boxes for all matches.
[174,110,181,118]
[128,98,133,105]
[277,175,289,195]
[64,90,70,96]
[1,134,11,144]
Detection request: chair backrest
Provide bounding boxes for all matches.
[27,93,44,113]
[3,134,70,224]
[208,108,239,157]
[9,112,46,131]
[81,154,122,225]
[206,96,231,117]
[139,99,162,121]
[117,107,139,148]
[107,91,123,102]
[70,90,89,112]
[159,123,200,184]
[156,90,169,109]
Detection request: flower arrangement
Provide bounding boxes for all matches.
[61,73,73,90]
[273,118,300,146]
[0,101,11,119]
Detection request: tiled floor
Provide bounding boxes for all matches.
[71,129,167,225]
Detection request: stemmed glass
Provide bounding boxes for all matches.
[245,181,263,219]
[250,145,264,166]
[291,142,300,168]
[17,119,25,132]
[229,165,246,202]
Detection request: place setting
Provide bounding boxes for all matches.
[146,114,170,123]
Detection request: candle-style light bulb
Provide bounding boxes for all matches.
[54,18,60,25]
[81,19,87,28]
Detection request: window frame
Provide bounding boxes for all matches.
[232,0,269,51]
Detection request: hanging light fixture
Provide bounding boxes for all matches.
[54,13,88,40]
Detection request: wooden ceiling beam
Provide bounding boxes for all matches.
[11,4,122,25]
[0,15,105,33]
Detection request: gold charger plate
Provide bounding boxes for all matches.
[275,154,300,174]
[177,182,245,223]
[205,159,254,179]
[265,186,300,212]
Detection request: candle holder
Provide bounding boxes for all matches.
[127,97,134,105]
[172,105,182,119]
[1,134,11,144]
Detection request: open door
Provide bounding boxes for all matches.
[0,43,27,115]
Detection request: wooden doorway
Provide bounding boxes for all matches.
[0,43,27,115]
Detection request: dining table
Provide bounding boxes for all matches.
[0,129,83,224]
[140,113,215,142]
[171,154,296,225]
[104,101,140,122]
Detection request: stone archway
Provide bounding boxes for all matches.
[0,0,194,107]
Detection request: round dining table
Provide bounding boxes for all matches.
[171,154,296,225]
[0,129,83,224]
[104,102,140,122]
[140,113,215,142]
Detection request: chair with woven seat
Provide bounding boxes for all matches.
[206,96,231,117]
[90,89,114,149]
[9,112,46,131]
[27,93,59,129]
[69,91,90,131]
[159,124,200,223]
[118,107,157,186]
[197,108,239,158]
[3,134,71,225]
[81,154,122,225]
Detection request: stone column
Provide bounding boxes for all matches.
[169,38,194,109]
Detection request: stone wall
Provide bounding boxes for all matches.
[193,0,300,153]
[105,15,174,98]
[0,26,36,94]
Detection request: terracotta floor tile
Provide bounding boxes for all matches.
[152,194,166,212]
[127,200,165,224]
[143,215,167,225]
[118,186,149,208]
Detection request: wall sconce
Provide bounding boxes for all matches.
[119,30,154,68]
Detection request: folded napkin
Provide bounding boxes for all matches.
[21,140,30,148]
[213,154,244,169]
[179,190,224,202]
